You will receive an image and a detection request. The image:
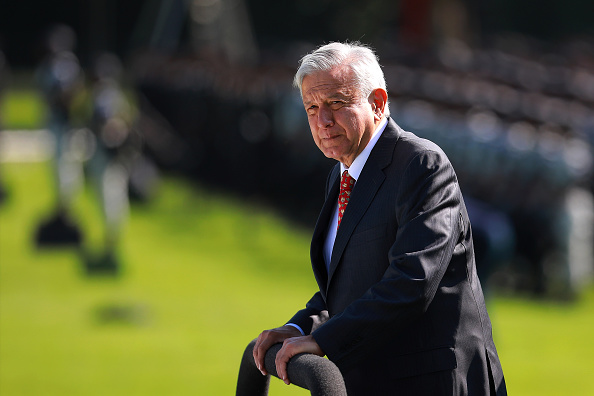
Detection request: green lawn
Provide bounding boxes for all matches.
[1,160,593,395]
[0,88,47,130]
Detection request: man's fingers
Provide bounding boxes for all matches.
[253,326,304,378]
[275,339,294,385]
[252,334,264,374]
[253,333,270,376]
[275,335,324,385]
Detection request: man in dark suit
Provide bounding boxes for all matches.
[252,42,506,395]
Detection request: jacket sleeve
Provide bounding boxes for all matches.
[287,291,329,335]
[311,147,464,369]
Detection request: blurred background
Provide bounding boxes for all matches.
[0,0,593,395]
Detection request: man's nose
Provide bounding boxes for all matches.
[317,106,334,128]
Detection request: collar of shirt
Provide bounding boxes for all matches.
[340,116,388,180]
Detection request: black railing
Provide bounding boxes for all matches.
[236,339,347,396]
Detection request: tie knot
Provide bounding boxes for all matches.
[341,171,355,193]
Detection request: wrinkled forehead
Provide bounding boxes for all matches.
[301,67,361,102]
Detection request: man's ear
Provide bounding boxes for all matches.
[370,88,388,120]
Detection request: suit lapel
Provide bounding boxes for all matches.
[327,119,402,287]
[310,164,341,298]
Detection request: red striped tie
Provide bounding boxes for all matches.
[337,170,355,230]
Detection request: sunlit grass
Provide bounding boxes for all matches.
[490,290,594,395]
[0,160,315,395]
[1,89,47,130]
[1,160,593,395]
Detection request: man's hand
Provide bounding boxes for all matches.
[253,325,302,376]
[275,335,324,385]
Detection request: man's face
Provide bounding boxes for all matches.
[301,67,379,167]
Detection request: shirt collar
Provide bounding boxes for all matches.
[341,117,388,180]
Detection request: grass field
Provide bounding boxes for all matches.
[1,159,593,396]
[0,88,47,130]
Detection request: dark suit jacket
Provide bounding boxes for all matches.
[289,118,506,395]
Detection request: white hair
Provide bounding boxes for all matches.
[293,42,390,115]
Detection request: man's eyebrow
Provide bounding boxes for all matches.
[327,92,350,100]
